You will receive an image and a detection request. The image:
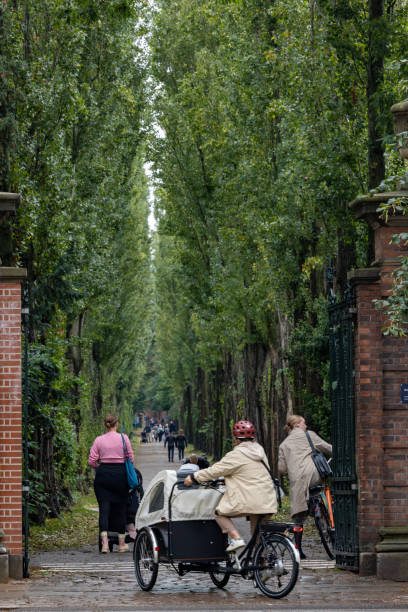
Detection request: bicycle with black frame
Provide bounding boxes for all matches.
[218,513,303,598]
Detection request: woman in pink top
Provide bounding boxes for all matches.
[88,414,134,553]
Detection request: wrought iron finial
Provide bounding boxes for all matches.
[343,281,354,305]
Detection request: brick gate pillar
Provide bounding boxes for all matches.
[0,268,27,579]
[0,191,27,579]
[349,192,408,579]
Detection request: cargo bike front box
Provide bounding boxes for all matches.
[134,469,227,572]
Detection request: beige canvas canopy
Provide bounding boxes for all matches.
[135,469,224,530]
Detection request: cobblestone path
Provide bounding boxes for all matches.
[1,442,408,611]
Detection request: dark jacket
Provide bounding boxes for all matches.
[175,434,187,449]
[164,433,176,448]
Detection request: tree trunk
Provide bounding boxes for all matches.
[182,384,193,440]
[42,427,61,518]
[212,363,225,461]
[0,3,9,191]
[367,0,386,263]
[195,366,208,452]
[243,319,268,448]
[66,313,85,437]
[367,0,385,191]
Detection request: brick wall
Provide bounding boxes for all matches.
[354,277,384,551]
[0,272,25,555]
[382,334,408,526]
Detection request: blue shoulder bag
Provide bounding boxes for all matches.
[121,434,139,490]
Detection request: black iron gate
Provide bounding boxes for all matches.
[327,272,359,571]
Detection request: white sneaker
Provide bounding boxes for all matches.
[226,538,245,552]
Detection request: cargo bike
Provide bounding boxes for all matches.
[133,467,301,599]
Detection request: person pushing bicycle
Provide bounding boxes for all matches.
[278,414,332,558]
[184,420,277,553]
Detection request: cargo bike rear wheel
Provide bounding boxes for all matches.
[134,529,158,591]
[253,533,298,598]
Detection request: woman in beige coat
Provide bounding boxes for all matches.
[184,420,277,553]
[278,414,332,557]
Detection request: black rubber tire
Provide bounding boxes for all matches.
[209,566,230,588]
[315,503,335,560]
[254,534,298,599]
[134,530,159,591]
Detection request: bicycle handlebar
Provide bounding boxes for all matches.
[201,478,225,487]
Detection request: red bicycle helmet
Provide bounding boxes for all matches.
[232,420,255,439]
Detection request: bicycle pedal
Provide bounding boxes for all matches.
[233,552,242,570]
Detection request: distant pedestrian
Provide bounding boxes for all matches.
[175,429,187,460]
[169,420,176,433]
[157,424,164,442]
[144,424,151,443]
[164,432,176,462]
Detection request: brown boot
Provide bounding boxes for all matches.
[100,531,109,553]
[118,534,129,553]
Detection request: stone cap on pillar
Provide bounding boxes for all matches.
[350,191,408,267]
[349,191,408,228]
[0,192,20,214]
[347,267,381,286]
[0,267,27,283]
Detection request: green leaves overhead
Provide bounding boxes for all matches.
[3,0,152,520]
[147,0,408,450]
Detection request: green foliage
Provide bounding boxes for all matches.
[4,0,408,523]
[2,0,153,522]
[376,250,408,336]
[25,343,79,520]
[287,297,331,439]
[146,0,407,460]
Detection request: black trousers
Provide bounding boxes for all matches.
[168,446,174,461]
[94,463,127,533]
[178,446,185,460]
[98,500,126,534]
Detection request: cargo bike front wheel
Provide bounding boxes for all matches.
[134,529,158,591]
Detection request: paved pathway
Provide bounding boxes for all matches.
[1,442,408,611]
